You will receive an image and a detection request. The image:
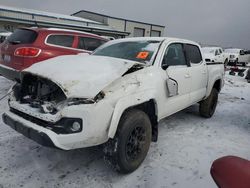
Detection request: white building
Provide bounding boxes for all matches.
[72,10,165,38]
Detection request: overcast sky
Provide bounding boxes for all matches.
[1,0,250,49]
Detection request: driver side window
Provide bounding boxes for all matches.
[162,43,187,69]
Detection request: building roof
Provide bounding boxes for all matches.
[0,5,100,24]
[0,5,130,36]
[72,10,165,28]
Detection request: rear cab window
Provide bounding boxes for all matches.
[46,35,74,48]
[77,37,106,51]
[184,44,202,65]
[7,29,38,44]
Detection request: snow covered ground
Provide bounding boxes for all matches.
[0,73,249,188]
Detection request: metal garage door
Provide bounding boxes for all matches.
[134,27,145,37]
[151,30,161,37]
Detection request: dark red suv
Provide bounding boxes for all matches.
[0,27,108,80]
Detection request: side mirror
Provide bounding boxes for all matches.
[162,64,169,70]
[166,78,178,97]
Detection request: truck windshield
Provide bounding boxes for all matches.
[93,40,161,64]
[224,49,241,53]
[202,48,215,54]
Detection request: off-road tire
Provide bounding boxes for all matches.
[103,109,152,174]
[199,88,219,118]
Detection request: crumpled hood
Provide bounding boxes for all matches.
[23,54,140,98]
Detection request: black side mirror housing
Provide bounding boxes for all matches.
[162,64,169,70]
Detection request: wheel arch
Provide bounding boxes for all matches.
[205,76,223,98]
[108,92,159,142]
[213,79,222,92]
[127,99,158,142]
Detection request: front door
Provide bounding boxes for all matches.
[161,43,191,116]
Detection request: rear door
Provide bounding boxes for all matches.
[45,34,76,54]
[77,36,106,52]
[214,49,223,63]
[42,33,79,60]
[184,44,207,103]
[161,43,192,115]
[216,49,222,63]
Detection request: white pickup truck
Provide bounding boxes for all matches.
[2,37,225,173]
[224,48,248,66]
[201,47,229,65]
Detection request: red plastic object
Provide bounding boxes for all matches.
[211,156,250,188]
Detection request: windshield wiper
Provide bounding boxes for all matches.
[8,40,21,44]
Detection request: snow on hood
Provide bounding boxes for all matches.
[23,55,140,98]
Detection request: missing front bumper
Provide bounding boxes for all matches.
[2,113,56,148]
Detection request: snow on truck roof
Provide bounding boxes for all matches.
[202,47,221,49]
[103,37,200,46]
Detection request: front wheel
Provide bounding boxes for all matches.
[199,88,219,118]
[103,109,152,174]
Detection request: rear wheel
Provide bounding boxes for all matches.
[199,88,218,118]
[103,109,152,173]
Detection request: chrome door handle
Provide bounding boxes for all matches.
[184,74,191,78]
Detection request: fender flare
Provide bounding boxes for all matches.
[206,76,223,98]
[108,90,158,138]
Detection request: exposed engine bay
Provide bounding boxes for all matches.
[12,74,67,114]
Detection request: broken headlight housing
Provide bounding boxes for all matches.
[67,91,105,106]
[67,98,95,106]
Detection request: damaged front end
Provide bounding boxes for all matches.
[8,74,94,135]
[3,71,115,150]
[3,55,148,149]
